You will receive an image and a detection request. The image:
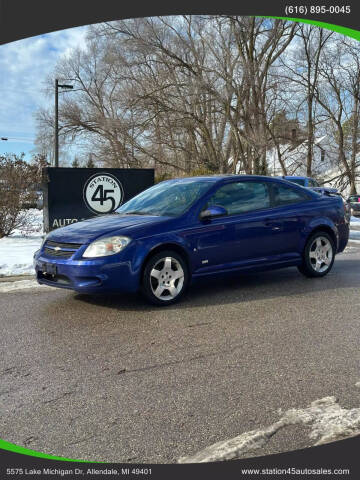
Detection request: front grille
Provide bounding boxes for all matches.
[46,241,82,249]
[43,240,82,259]
[43,248,74,258]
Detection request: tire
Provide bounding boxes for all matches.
[141,250,189,305]
[297,231,335,278]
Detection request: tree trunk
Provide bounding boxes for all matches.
[306,95,313,176]
[350,93,359,194]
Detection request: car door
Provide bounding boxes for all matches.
[187,180,276,274]
[265,182,312,258]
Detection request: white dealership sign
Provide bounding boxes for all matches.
[83,173,124,214]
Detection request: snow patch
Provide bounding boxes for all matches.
[0,236,43,276]
[0,209,44,277]
[349,231,360,241]
[9,209,43,237]
[341,245,358,254]
[179,396,360,463]
[350,216,360,226]
[0,279,51,293]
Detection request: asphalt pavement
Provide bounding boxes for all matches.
[1,242,360,463]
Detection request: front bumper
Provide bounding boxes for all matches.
[34,248,140,294]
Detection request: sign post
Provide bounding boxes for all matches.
[42,168,154,232]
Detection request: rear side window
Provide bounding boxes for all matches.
[272,184,310,207]
[308,179,319,187]
[207,182,270,215]
[287,178,305,186]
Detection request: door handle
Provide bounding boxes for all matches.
[264,218,281,231]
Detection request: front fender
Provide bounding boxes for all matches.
[130,233,193,280]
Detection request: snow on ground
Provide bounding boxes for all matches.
[0,279,52,293]
[9,209,44,237]
[350,216,360,227]
[0,236,43,276]
[0,209,44,277]
[179,390,360,463]
[349,216,360,242]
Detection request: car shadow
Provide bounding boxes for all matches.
[73,256,360,312]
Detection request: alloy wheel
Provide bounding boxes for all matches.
[150,256,185,301]
[309,236,333,273]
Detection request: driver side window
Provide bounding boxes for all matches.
[206,181,270,215]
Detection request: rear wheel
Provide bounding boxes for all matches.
[298,232,335,278]
[141,250,188,305]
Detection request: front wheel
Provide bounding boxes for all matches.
[298,232,335,278]
[141,250,189,305]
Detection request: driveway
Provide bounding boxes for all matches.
[1,242,360,463]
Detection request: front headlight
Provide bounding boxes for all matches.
[82,236,131,258]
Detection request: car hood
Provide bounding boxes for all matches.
[46,214,171,244]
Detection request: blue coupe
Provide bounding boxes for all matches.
[34,175,349,305]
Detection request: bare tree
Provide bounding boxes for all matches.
[227,17,297,174]
[34,15,359,188]
[315,38,360,193]
[35,17,299,176]
[0,154,43,237]
[277,25,333,177]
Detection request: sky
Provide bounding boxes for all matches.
[0,26,88,160]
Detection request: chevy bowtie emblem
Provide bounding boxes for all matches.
[54,246,61,251]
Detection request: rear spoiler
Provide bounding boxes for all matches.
[310,187,339,196]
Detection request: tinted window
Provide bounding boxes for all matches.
[348,196,360,203]
[272,184,310,207]
[287,178,305,186]
[207,182,270,215]
[308,179,319,187]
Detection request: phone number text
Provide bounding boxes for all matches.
[285,5,351,15]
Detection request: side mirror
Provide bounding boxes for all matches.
[200,205,227,220]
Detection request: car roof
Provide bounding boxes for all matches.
[167,174,284,183]
[161,175,319,200]
[283,176,313,180]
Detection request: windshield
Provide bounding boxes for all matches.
[116,179,216,217]
[349,196,360,203]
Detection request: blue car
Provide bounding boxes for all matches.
[34,175,349,305]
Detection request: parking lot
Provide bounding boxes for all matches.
[1,241,360,463]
